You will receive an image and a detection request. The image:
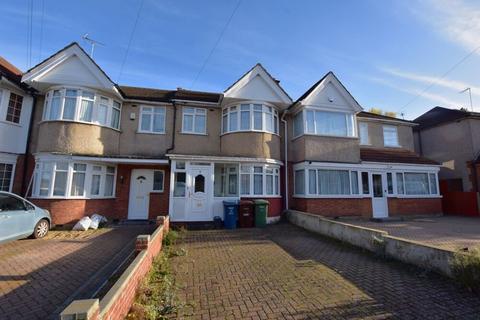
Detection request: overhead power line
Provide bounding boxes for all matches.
[190,0,242,89]
[117,0,145,83]
[398,44,480,113]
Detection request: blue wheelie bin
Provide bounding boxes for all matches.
[223,200,238,229]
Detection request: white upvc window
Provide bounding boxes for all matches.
[182,107,206,134]
[383,125,399,147]
[293,109,355,138]
[42,87,122,130]
[0,162,15,192]
[33,161,117,199]
[222,103,279,134]
[239,164,280,197]
[153,170,165,192]
[139,106,166,134]
[359,122,369,145]
[294,162,440,198]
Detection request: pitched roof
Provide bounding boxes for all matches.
[414,106,480,130]
[360,148,439,165]
[119,86,222,103]
[0,56,22,83]
[224,63,292,103]
[291,71,362,112]
[357,111,416,124]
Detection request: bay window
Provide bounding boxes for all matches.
[222,103,279,134]
[293,109,355,137]
[42,87,122,130]
[139,106,166,133]
[240,164,280,196]
[33,161,116,198]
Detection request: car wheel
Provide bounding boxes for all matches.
[33,219,49,239]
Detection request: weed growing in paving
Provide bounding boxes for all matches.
[127,229,187,320]
[452,248,480,292]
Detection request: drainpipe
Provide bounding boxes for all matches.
[166,101,177,157]
[281,110,289,211]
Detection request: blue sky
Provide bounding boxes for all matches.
[1,0,480,119]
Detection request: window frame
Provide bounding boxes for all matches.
[138,105,166,134]
[152,170,165,192]
[32,161,117,199]
[359,122,369,145]
[292,108,356,139]
[5,91,24,124]
[41,86,122,131]
[383,125,400,147]
[221,102,280,135]
[0,161,15,192]
[239,164,281,197]
[182,107,207,135]
[293,162,440,199]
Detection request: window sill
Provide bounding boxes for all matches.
[292,134,358,142]
[150,190,165,194]
[0,120,22,127]
[220,130,280,137]
[383,144,402,148]
[180,131,208,136]
[388,195,442,199]
[39,120,122,132]
[136,130,166,135]
[293,195,368,199]
[30,196,116,200]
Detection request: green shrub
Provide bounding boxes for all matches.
[451,248,480,292]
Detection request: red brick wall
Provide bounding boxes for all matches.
[292,197,372,218]
[28,163,170,225]
[388,197,442,216]
[241,197,283,217]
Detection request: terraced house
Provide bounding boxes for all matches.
[17,42,442,225]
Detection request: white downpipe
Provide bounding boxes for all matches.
[281,111,289,210]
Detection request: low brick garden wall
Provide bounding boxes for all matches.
[60,216,170,320]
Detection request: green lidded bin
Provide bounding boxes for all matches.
[253,199,269,228]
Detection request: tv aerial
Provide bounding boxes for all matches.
[82,34,105,59]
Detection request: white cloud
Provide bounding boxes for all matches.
[414,0,480,52]
[366,76,464,107]
[381,68,480,96]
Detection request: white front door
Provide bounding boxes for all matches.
[128,169,152,219]
[187,166,212,221]
[371,172,389,218]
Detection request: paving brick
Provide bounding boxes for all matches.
[170,223,480,319]
[0,225,153,319]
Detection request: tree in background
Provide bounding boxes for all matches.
[368,108,397,118]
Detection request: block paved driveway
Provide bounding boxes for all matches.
[0,224,153,320]
[171,223,480,319]
[344,216,480,251]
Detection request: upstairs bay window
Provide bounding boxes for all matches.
[222,104,279,134]
[33,161,116,198]
[293,109,355,138]
[42,88,122,130]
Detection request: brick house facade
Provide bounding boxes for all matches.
[7,42,442,225]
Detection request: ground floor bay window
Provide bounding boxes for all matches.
[32,160,116,199]
[168,158,282,222]
[293,161,441,218]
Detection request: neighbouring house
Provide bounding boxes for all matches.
[288,72,442,219]
[414,106,480,192]
[18,42,442,225]
[0,56,35,194]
